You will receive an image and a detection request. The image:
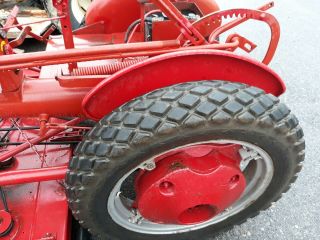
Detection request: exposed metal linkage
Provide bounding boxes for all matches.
[0,126,39,132]
[0,118,20,143]
[0,141,80,146]
[0,118,82,163]
[11,118,48,166]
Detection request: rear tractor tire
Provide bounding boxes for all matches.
[66,80,305,240]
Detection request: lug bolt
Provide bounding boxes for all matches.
[142,161,156,171]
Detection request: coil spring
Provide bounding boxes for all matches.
[71,59,144,76]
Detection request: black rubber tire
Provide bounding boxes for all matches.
[42,0,84,31]
[66,81,305,240]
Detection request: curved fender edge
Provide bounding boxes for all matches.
[82,50,285,120]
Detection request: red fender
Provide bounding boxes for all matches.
[82,50,285,120]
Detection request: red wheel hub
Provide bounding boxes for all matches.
[135,144,246,225]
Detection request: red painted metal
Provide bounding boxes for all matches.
[14,24,56,46]
[85,0,219,37]
[56,75,110,88]
[83,50,285,120]
[206,2,274,44]
[86,0,141,34]
[184,1,274,42]
[0,7,58,47]
[135,144,246,224]
[0,166,67,186]
[0,39,247,118]
[207,8,280,65]
[0,70,22,93]
[0,78,89,118]
[0,40,181,71]
[0,118,81,162]
[0,3,281,119]
[151,0,206,45]
[3,6,19,29]
[52,0,76,71]
[0,211,12,235]
[0,0,286,238]
[9,26,32,48]
[0,119,71,240]
[0,16,64,31]
[0,38,248,71]
[193,0,219,15]
[150,1,220,42]
[71,59,144,76]
[73,21,106,35]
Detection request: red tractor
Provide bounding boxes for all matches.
[0,0,305,239]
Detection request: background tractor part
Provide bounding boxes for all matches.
[42,0,91,30]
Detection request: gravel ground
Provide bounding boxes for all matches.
[213,1,319,240]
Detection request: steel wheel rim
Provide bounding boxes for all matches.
[107,140,274,235]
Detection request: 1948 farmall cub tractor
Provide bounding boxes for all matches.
[0,0,305,239]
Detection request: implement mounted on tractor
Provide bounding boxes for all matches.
[0,0,304,239]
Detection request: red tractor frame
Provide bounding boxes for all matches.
[0,1,304,240]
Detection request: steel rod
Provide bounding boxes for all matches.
[0,40,180,71]
[0,41,239,71]
[0,118,82,162]
[0,141,80,146]
[0,165,67,186]
[0,126,39,132]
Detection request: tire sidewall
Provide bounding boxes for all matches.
[90,125,295,240]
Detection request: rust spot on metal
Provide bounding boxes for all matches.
[169,161,186,171]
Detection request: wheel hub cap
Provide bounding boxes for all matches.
[135,144,246,225]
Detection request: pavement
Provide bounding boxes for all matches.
[213,1,320,240]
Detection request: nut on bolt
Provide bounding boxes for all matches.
[141,160,156,171]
